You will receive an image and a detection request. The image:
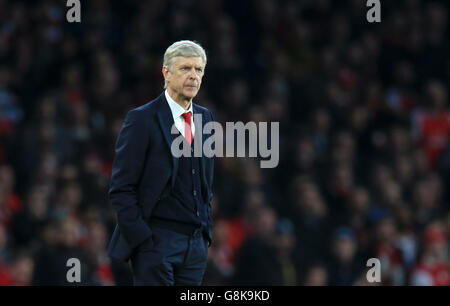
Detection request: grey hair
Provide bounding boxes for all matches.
[163,40,207,89]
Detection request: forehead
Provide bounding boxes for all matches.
[172,56,204,67]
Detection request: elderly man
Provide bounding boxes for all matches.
[107,40,215,286]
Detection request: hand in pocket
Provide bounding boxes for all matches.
[137,235,154,253]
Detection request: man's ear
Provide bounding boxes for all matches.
[162,66,170,82]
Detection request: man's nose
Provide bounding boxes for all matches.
[188,68,200,79]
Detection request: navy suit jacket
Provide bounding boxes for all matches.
[107,92,215,262]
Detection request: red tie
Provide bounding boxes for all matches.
[181,112,193,145]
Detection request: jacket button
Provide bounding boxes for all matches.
[192,169,195,174]
[193,190,197,196]
[196,211,200,217]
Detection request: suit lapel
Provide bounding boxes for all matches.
[156,93,179,188]
[156,93,210,199]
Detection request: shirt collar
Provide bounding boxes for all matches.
[165,90,193,121]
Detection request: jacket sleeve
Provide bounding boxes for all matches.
[108,109,152,249]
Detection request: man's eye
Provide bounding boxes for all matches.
[196,69,203,73]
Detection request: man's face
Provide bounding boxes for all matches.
[163,56,205,100]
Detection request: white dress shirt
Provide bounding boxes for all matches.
[165,89,196,138]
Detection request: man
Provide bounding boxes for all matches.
[107,40,215,286]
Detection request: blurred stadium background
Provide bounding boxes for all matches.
[0,0,449,285]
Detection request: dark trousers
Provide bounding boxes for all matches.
[130,225,208,286]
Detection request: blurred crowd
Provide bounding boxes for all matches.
[0,0,449,285]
